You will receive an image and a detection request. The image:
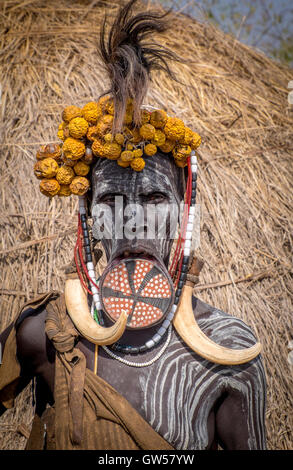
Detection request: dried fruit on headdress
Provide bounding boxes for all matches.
[57,122,69,141]
[190,132,201,150]
[40,179,60,197]
[120,150,134,162]
[58,185,72,197]
[105,99,115,115]
[115,133,125,145]
[164,117,185,141]
[68,117,89,139]
[73,161,90,176]
[104,133,113,143]
[133,148,143,158]
[150,109,167,129]
[129,128,141,144]
[36,145,48,160]
[62,156,76,167]
[63,137,85,160]
[123,126,133,140]
[180,127,194,146]
[57,125,64,141]
[92,140,105,157]
[144,143,157,157]
[34,158,59,179]
[35,97,202,199]
[34,161,44,179]
[70,176,90,196]
[101,142,121,160]
[62,105,83,123]
[139,123,156,141]
[82,102,102,124]
[56,166,75,185]
[99,95,112,113]
[151,129,166,147]
[158,139,175,153]
[173,144,192,161]
[131,157,145,171]
[44,143,62,161]
[36,143,62,161]
[96,114,114,136]
[141,109,151,125]
[87,125,100,142]
[117,158,130,168]
[175,158,187,168]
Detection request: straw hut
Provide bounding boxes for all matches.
[0,0,292,450]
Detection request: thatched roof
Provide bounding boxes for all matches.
[0,0,292,450]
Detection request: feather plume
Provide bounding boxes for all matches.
[99,0,182,133]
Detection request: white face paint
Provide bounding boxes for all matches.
[92,198,180,241]
[90,153,185,264]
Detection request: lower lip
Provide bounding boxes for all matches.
[109,252,158,269]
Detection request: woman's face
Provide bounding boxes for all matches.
[90,152,185,268]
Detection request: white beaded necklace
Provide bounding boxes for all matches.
[102,325,172,367]
[90,300,172,367]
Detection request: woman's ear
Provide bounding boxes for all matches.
[183,165,188,200]
[86,191,92,215]
[176,164,188,204]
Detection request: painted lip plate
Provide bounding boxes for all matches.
[99,257,175,330]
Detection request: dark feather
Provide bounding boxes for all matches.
[99,0,182,133]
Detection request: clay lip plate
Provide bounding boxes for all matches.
[99,257,175,330]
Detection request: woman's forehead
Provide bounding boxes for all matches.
[91,153,184,197]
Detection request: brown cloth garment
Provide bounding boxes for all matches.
[0,292,173,450]
[0,292,58,409]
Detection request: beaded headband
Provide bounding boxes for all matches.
[33,96,201,198]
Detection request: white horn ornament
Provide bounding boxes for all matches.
[65,278,128,345]
[173,285,262,365]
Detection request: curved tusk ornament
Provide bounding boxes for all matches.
[65,278,128,345]
[173,285,262,365]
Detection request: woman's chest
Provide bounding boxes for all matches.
[77,337,218,449]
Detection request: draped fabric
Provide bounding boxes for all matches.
[0,292,173,450]
[0,292,58,409]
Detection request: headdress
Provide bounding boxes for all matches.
[33,100,201,198]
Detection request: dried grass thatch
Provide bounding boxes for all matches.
[0,0,292,450]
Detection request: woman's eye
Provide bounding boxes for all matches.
[144,193,167,203]
[99,194,119,204]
